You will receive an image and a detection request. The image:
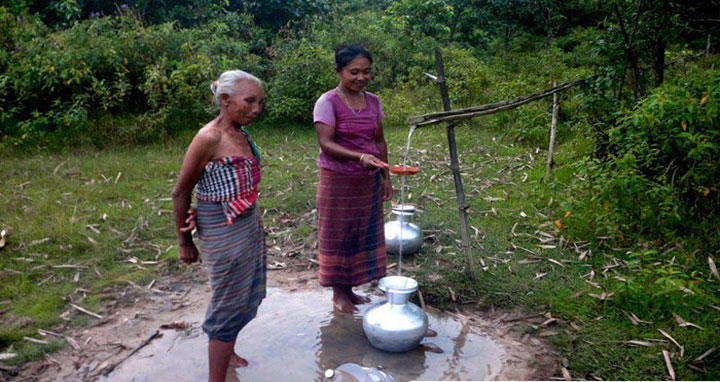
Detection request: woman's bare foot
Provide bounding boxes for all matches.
[332,287,358,313]
[229,353,249,368]
[346,287,370,305]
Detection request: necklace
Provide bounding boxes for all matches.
[336,86,366,114]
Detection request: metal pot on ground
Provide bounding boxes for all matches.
[384,204,423,256]
[362,276,428,353]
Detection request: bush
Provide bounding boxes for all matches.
[612,249,710,317]
[564,64,720,244]
[265,39,335,123]
[0,10,265,148]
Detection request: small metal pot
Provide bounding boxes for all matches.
[362,276,428,353]
[384,204,423,255]
[323,363,394,382]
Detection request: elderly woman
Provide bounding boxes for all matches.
[172,70,266,382]
[313,45,392,313]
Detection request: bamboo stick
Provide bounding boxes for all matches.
[546,81,559,179]
[433,48,476,280]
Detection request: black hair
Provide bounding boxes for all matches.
[334,44,373,70]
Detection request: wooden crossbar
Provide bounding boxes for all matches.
[408,78,588,127]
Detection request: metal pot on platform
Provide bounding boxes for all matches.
[384,204,423,256]
[362,276,428,353]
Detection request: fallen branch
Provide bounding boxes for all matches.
[101,330,161,376]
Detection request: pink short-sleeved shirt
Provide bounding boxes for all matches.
[313,89,385,175]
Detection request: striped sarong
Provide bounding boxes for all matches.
[317,168,387,287]
[197,200,266,342]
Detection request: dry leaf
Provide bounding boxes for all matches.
[561,367,571,381]
[268,261,286,270]
[548,258,565,267]
[483,197,505,202]
[29,237,50,246]
[554,220,562,229]
[564,211,572,218]
[0,229,6,249]
[70,303,103,319]
[65,336,80,350]
[0,353,16,360]
[23,336,49,345]
[663,350,675,381]
[708,257,720,281]
[520,211,527,218]
[672,313,703,330]
[659,329,684,357]
[624,311,653,326]
[693,347,716,363]
[160,321,190,331]
[588,292,613,300]
[681,120,688,131]
[626,340,655,347]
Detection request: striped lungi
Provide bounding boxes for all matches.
[197,200,266,342]
[317,168,387,287]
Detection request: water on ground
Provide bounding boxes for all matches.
[101,287,504,382]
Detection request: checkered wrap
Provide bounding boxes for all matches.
[196,156,261,225]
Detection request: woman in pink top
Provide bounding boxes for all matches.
[313,45,393,313]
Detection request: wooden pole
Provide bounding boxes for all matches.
[433,48,476,280]
[545,81,559,180]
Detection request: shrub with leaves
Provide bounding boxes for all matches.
[612,249,711,317]
[609,67,719,227]
[565,64,719,243]
[265,39,335,123]
[0,10,264,147]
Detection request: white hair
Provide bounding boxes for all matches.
[210,70,263,109]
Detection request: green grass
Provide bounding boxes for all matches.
[1,120,718,379]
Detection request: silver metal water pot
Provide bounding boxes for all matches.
[323,363,394,382]
[384,204,423,255]
[362,276,428,352]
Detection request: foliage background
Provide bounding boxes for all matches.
[1,0,719,379]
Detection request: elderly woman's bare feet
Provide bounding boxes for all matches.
[229,353,248,368]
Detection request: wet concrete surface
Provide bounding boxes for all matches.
[100,287,504,382]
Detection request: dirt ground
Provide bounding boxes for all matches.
[4,264,559,382]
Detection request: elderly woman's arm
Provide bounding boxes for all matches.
[172,129,219,264]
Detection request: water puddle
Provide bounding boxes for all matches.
[101,287,504,382]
